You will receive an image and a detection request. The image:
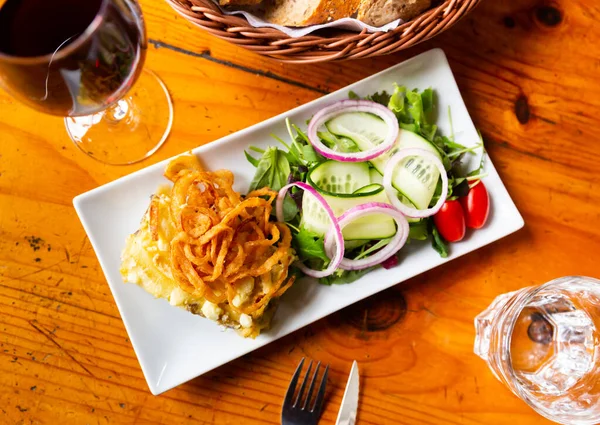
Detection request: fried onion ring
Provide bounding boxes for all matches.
[162,154,294,316]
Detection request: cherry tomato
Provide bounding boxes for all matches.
[433,200,466,242]
[460,181,490,229]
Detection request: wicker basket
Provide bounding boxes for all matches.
[166,0,481,63]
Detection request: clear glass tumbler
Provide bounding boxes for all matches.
[475,276,600,425]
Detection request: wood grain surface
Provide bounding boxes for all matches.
[1,0,599,424]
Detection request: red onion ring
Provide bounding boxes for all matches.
[276,182,344,278]
[383,148,448,218]
[324,203,409,271]
[307,100,399,162]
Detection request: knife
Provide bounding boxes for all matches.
[335,361,359,425]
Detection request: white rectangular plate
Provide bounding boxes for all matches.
[73,48,524,395]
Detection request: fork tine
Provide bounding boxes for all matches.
[294,360,313,407]
[311,364,329,414]
[301,361,321,410]
[283,358,305,408]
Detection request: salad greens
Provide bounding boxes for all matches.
[247,146,291,193]
[245,84,485,284]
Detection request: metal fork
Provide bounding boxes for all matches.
[281,358,329,425]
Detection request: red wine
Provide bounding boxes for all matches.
[0,0,147,116]
[0,0,102,57]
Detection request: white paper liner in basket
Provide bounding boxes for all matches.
[210,1,402,38]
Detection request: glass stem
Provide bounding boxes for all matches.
[104,98,132,124]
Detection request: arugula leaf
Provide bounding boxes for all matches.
[273,134,303,166]
[288,121,311,162]
[249,146,265,154]
[348,89,391,106]
[430,222,449,258]
[318,130,360,153]
[244,150,260,167]
[348,90,360,100]
[292,124,309,143]
[421,88,434,120]
[436,135,466,151]
[447,144,482,159]
[448,105,455,141]
[366,91,391,106]
[468,131,487,177]
[247,146,291,192]
[354,238,392,260]
[293,227,329,263]
[420,123,438,142]
[318,130,338,149]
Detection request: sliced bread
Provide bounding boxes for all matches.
[357,0,432,26]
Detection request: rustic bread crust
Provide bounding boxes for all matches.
[302,0,362,26]
[261,0,430,27]
[357,0,432,26]
[219,0,263,6]
[263,0,362,27]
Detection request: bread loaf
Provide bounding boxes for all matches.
[219,0,263,6]
[357,0,431,26]
[262,0,361,27]
[259,0,431,27]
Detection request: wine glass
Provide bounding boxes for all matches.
[0,0,173,165]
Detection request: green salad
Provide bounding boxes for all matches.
[245,84,489,285]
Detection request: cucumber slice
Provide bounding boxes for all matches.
[325,112,389,149]
[353,183,383,195]
[326,112,442,208]
[324,111,442,208]
[369,168,383,185]
[371,130,441,209]
[308,160,371,196]
[301,187,396,240]
[352,182,421,223]
[303,160,396,239]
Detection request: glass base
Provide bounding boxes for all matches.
[65,69,173,165]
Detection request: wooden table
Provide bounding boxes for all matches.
[2,0,599,423]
